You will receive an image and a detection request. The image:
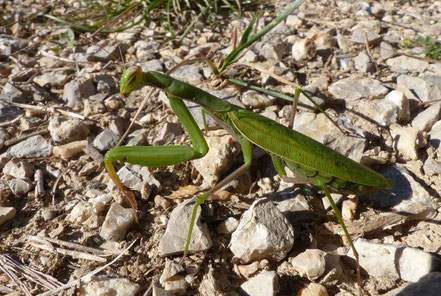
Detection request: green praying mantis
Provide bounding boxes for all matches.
[104,66,393,291]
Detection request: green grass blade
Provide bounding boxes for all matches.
[220,0,306,72]
[166,0,176,40]
[227,78,315,109]
[42,14,96,32]
[228,78,298,101]
[237,12,261,47]
[113,0,167,32]
[177,6,208,45]
[221,0,240,15]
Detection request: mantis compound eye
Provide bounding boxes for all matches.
[120,66,143,97]
[127,72,137,86]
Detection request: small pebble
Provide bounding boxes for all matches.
[7,135,52,158]
[298,283,328,296]
[342,197,358,221]
[100,203,135,241]
[0,207,16,226]
[217,217,239,234]
[348,238,441,282]
[290,249,326,281]
[93,129,119,151]
[230,198,294,263]
[41,210,58,221]
[80,277,139,296]
[53,140,88,159]
[48,117,89,144]
[154,195,171,210]
[292,38,316,61]
[240,271,278,296]
[159,198,212,256]
[3,158,34,179]
[9,178,33,196]
[160,260,185,284]
[163,275,187,295]
[390,125,427,160]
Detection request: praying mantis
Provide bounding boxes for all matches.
[104,66,394,292]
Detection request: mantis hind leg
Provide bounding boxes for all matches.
[279,174,364,295]
[320,184,364,296]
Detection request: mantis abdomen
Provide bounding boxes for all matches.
[227,109,393,193]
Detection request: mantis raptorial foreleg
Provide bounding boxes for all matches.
[105,90,253,256]
[104,96,209,218]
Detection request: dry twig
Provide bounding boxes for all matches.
[40,51,92,64]
[4,128,49,147]
[28,241,107,262]
[29,235,117,256]
[0,254,63,295]
[0,115,23,127]
[6,101,86,120]
[37,239,137,296]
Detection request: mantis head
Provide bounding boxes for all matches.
[120,66,145,97]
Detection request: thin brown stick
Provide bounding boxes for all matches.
[421,99,441,106]
[0,115,23,127]
[4,128,49,147]
[90,2,139,38]
[0,256,33,296]
[6,101,85,120]
[28,235,112,255]
[8,56,26,69]
[28,242,107,262]
[231,61,299,88]
[399,51,441,64]
[364,33,380,73]
[116,87,156,147]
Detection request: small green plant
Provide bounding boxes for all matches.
[47,29,78,51]
[402,36,441,60]
[59,29,78,48]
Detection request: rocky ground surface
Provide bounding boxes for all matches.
[1,0,441,295]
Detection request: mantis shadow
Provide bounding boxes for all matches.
[395,272,441,295]
[358,165,412,208]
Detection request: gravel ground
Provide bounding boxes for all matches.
[1,0,441,295]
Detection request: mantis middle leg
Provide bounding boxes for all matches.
[183,131,254,257]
